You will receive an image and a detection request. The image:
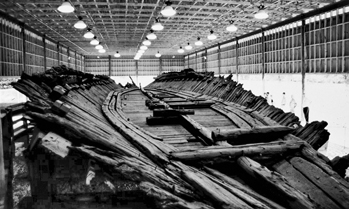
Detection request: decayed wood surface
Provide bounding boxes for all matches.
[10,66,349,209]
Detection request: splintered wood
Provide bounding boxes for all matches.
[11,66,349,209]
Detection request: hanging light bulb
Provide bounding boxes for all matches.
[74,16,87,29]
[178,46,184,53]
[226,20,238,32]
[146,30,157,40]
[142,38,151,46]
[151,18,164,31]
[98,49,106,53]
[195,37,203,46]
[155,51,161,58]
[83,28,94,39]
[140,45,148,50]
[57,0,75,13]
[114,51,121,57]
[95,43,103,50]
[185,43,192,50]
[90,36,99,45]
[161,1,176,17]
[254,5,269,19]
[207,30,217,40]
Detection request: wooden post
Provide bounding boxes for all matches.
[159,56,162,74]
[43,35,47,71]
[218,43,221,75]
[236,39,239,82]
[75,51,77,70]
[301,19,306,123]
[67,47,70,67]
[21,24,26,74]
[204,48,208,72]
[108,55,111,76]
[195,52,198,71]
[0,18,3,76]
[0,109,14,209]
[0,112,5,209]
[57,43,60,64]
[261,30,265,79]
[135,60,138,85]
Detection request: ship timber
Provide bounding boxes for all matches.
[10,66,349,209]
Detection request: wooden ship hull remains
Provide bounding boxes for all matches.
[9,66,349,209]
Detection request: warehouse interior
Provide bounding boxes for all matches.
[1,0,349,208]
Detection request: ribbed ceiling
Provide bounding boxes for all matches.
[0,0,335,56]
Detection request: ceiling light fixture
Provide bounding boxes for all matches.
[178,46,184,53]
[254,5,269,19]
[146,30,157,40]
[195,37,203,46]
[90,36,99,45]
[142,38,151,46]
[155,51,161,58]
[99,49,106,53]
[83,28,94,39]
[226,21,238,32]
[151,18,164,31]
[95,43,103,50]
[114,51,121,57]
[207,30,217,40]
[74,16,87,29]
[138,49,146,54]
[185,43,192,50]
[161,1,176,17]
[140,45,148,50]
[57,0,75,13]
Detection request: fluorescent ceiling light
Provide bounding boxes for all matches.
[151,18,164,31]
[142,38,151,46]
[90,36,99,45]
[146,30,157,40]
[83,28,94,39]
[140,45,148,50]
[185,43,192,50]
[114,51,121,57]
[74,16,87,29]
[178,46,184,53]
[195,37,203,46]
[155,51,161,57]
[226,21,238,32]
[161,1,176,17]
[254,5,269,19]
[207,30,217,40]
[98,49,106,53]
[57,1,74,13]
[95,44,103,50]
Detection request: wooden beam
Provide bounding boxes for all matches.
[57,42,60,64]
[108,55,111,76]
[261,30,265,79]
[0,112,5,209]
[43,35,47,71]
[21,24,26,74]
[235,40,239,82]
[75,51,77,70]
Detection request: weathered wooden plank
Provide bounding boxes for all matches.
[212,125,294,144]
[289,157,349,209]
[237,156,315,209]
[171,141,304,162]
[273,160,341,209]
[182,170,253,209]
[41,132,72,158]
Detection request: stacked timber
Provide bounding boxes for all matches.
[10,66,349,209]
